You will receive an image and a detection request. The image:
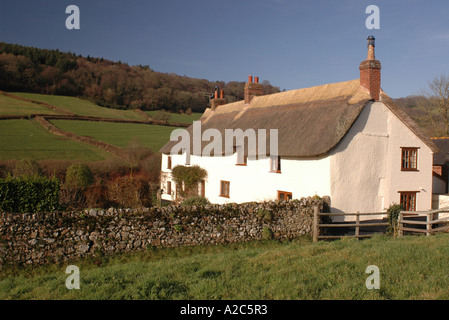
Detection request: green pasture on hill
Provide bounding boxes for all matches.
[0,119,110,161]
[11,92,143,121]
[1,234,449,300]
[146,110,203,124]
[0,94,60,115]
[50,119,180,153]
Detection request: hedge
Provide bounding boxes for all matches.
[0,175,60,213]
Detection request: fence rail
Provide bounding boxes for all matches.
[312,206,449,242]
[398,207,449,237]
[312,207,388,242]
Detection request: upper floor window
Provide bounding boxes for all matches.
[235,147,247,166]
[167,156,172,170]
[270,155,281,173]
[184,149,191,165]
[401,147,418,171]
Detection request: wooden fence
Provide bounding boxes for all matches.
[398,207,449,237]
[312,206,388,242]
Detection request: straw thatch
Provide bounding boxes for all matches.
[160,79,437,157]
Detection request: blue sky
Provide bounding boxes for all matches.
[1,0,449,98]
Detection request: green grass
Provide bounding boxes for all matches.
[0,94,59,115]
[146,110,202,124]
[11,92,144,121]
[0,119,110,161]
[51,120,180,152]
[2,234,449,300]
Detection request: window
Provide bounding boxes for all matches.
[200,180,205,197]
[401,148,418,171]
[220,180,230,198]
[400,192,417,211]
[235,146,247,166]
[277,191,292,201]
[270,155,281,173]
[184,150,191,165]
[167,156,172,170]
[167,181,172,195]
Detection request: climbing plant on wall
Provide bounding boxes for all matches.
[171,165,207,198]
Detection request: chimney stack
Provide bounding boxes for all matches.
[211,87,226,110]
[244,74,264,104]
[359,35,381,101]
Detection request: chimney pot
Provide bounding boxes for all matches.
[244,75,264,104]
[220,90,224,99]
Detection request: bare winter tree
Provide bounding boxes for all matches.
[419,75,449,136]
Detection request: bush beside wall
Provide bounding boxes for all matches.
[0,196,328,266]
[0,176,59,213]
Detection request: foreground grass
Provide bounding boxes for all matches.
[1,234,449,300]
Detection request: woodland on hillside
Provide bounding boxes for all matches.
[0,42,281,113]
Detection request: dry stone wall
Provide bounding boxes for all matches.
[0,196,328,266]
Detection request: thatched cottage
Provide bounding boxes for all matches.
[159,36,438,215]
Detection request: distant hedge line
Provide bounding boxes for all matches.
[0,176,59,213]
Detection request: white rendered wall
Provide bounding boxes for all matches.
[330,101,434,217]
[161,152,331,204]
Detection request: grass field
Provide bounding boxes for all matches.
[0,119,110,161]
[1,234,449,300]
[51,119,180,152]
[146,110,203,124]
[0,92,197,160]
[0,94,59,115]
[11,92,144,121]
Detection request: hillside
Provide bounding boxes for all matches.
[0,42,281,113]
[0,92,198,162]
[393,95,445,138]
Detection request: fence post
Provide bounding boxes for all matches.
[313,206,319,243]
[355,211,360,239]
[398,211,403,237]
[427,212,432,237]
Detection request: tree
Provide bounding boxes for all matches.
[420,75,449,136]
[65,163,94,190]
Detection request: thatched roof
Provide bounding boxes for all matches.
[160,79,438,157]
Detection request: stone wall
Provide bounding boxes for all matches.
[0,196,328,266]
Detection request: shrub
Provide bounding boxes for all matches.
[106,174,152,208]
[387,203,404,236]
[181,196,210,206]
[0,175,60,213]
[152,109,171,122]
[12,159,43,178]
[65,163,94,190]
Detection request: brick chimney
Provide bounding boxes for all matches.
[210,87,226,110]
[244,75,264,104]
[359,36,381,101]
